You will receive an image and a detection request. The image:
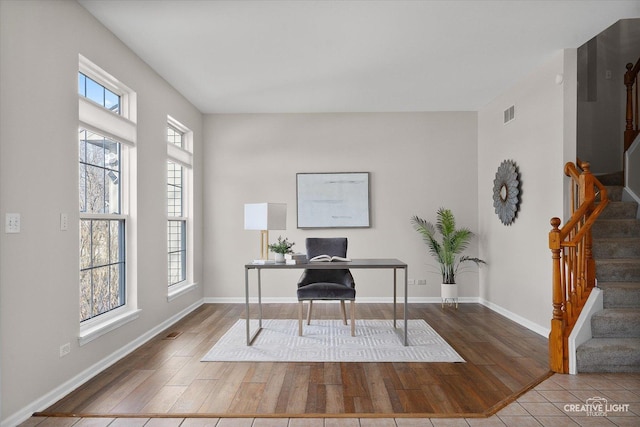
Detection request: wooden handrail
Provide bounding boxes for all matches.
[624,57,640,152]
[549,162,608,373]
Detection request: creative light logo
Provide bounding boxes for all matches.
[564,397,631,417]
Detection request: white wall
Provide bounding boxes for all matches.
[203,113,480,301]
[477,50,577,331]
[0,1,203,422]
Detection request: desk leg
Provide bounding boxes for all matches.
[245,268,250,345]
[245,268,264,346]
[258,269,263,329]
[404,265,408,346]
[393,268,397,328]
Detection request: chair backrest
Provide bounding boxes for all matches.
[306,237,348,259]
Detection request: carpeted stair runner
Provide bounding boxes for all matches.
[578,173,640,372]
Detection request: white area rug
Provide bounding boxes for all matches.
[201,319,465,363]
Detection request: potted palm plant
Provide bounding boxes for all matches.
[410,208,486,307]
[268,236,295,263]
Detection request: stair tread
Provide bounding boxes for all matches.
[596,258,640,263]
[598,282,640,288]
[579,337,640,348]
[594,237,640,242]
[595,308,640,316]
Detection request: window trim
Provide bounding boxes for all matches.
[78,56,138,343]
[166,116,195,298]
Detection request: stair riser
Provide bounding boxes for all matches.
[600,202,638,220]
[604,186,624,202]
[593,240,640,258]
[592,220,640,238]
[596,261,640,282]
[603,287,640,308]
[576,339,640,373]
[592,312,640,338]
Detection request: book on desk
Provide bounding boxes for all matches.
[309,255,351,262]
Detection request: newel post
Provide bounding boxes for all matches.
[549,217,566,373]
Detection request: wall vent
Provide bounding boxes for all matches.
[504,105,515,124]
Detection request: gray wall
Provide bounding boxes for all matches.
[477,50,578,330]
[203,112,480,301]
[0,0,203,421]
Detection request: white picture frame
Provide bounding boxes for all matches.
[296,172,371,228]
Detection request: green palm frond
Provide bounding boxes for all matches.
[411,208,486,284]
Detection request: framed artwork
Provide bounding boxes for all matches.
[296,172,371,228]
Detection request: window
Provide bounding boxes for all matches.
[79,129,125,321]
[78,55,137,334]
[166,119,193,292]
[168,157,186,286]
[78,72,120,114]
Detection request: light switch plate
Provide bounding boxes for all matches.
[5,213,20,233]
[60,213,68,231]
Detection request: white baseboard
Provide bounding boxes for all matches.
[2,299,204,427]
[478,298,549,337]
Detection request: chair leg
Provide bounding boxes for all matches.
[306,300,313,325]
[298,301,304,336]
[350,300,356,336]
[340,300,347,325]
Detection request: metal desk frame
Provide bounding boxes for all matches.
[244,258,409,346]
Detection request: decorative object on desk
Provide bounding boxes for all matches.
[267,235,295,263]
[296,172,371,228]
[410,208,486,309]
[202,319,464,363]
[285,253,308,264]
[244,202,287,260]
[492,159,521,225]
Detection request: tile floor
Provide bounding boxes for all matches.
[18,373,640,427]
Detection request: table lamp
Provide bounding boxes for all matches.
[244,203,287,260]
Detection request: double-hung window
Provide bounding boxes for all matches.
[167,118,193,295]
[79,129,124,320]
[78,55,137,340]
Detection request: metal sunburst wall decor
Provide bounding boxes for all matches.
[492,160,521,225]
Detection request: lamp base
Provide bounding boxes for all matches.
[260,230,269,260]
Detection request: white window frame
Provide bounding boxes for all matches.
[167,116,196,301]
[78,55,139,345]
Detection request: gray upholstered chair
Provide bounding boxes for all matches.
[297,237,356,336]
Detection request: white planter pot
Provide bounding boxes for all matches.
[274,253,285,263]
[441,283,458,309]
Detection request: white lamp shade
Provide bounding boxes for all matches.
[244,203,287,230]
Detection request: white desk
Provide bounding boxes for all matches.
[244,258,409,346]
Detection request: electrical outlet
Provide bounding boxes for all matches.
[407,279,417,285]
[5,213,20,233]
[417,279,427,286]
[59,342,70,358]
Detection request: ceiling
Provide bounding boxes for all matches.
[78,0,640,114]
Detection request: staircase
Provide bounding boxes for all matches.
[576,173,640,372]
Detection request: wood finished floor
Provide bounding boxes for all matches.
[40,303,550,418]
